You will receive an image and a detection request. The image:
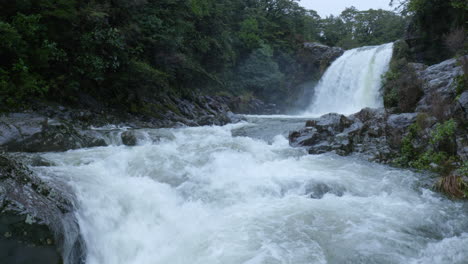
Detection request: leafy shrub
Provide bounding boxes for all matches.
[430,119,457,146]
[236,44,285,103]
[382,41,423,112]
[397,119,459,174]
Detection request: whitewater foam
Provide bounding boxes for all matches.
[32,122,468,264]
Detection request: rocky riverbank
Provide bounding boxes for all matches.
[0,93,245,263]
[0,155,84,264]
[0,94,243,153]
[289,55,468,198]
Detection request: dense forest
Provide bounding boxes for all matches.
[0,0,465,113]
[0,0,409,112]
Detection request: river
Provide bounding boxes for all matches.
[31,115,468,264]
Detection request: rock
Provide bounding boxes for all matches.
[302,43,345,69]
[289,113,353,155]
[290,108,400,163]
[226,111,245,123]
[286,43,344,111]
[0,113,107,152]
[121,131,138,146]
[289,128,320,147]
[386,113,418,149]
[455,134,468,162]
[415,57,464,114]
[196,115,217,126]
[313,113,352,133]
[386,113,418,129]
[333,133,353,156]
[228,97,278,115]
[308,142,333,155]
[306,182,345,199]
[0,155,84,264]
[456,91,468,120]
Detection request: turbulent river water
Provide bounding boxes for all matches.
[27,43,468,264]
[31,116,468,264]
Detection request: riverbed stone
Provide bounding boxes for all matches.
[0,155,84,264]
[0,113,107,152]
[290,108,402,163]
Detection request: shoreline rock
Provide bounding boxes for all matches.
[0,155,84,264]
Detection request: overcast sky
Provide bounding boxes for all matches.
[299,0,392,17]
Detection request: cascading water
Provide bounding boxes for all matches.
[29,120,468,264]
[304,43,394,116]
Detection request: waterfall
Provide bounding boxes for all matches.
[304,43,394,116]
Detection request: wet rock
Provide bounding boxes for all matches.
[456,91,468,120]
[386,113,418,149]
[0,114,106,152]
[289,113,354,156]
[121,131,138,146]
[289,128,320,147]
[332,133,353,156]
[196,115,217,126]
[306,182,345,199]
[288,43,344,111]
[308,142,333,155]
[290,108,399,163]
[0,155,84,264]
[226,111,245,123]
[415,57,464,114]
[386,113,418,129]
[228,97,278,115]
[315,114,352,133]
[302,43,344,70]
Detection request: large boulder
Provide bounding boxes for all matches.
[289,108,399,162]
[0,113,106,152]
[385,113,418,149]
[0,155,84,264]
[302,43,345,72]
[415,57,464,116]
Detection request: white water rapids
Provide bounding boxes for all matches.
[27,42,468,264]
[32,119,468,264]
[304,43,394,116]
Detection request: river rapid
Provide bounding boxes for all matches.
[31,115,468,264]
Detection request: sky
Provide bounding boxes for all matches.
[299,0,393,17]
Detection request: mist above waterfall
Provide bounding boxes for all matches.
[304,43,394,116]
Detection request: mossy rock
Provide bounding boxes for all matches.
[0,155,85,264]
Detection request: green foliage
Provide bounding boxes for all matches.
[320,8,407,49]
[457,162,468,177]
[236,44,285,102]
[430,119,457,146]
[0,0,409,111]
[1,0,325,109]
[409,150,449,171]
[397,119,460,174]
[455,75,467,97]
[238,18,262,50]
[393,0,466,64]
[395,123,421,166]
[382,41,423,112]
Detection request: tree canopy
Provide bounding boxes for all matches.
[0,0,408,111]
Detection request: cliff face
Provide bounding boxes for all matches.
[285,43,344,112]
